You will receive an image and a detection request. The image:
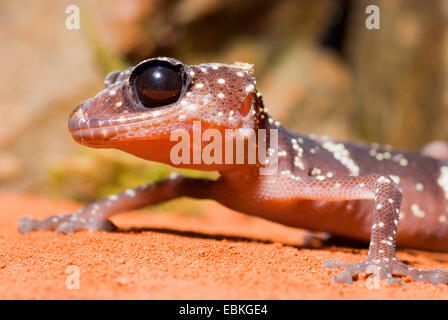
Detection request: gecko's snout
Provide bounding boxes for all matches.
[68,101,92,134]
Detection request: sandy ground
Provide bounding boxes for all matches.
[1,192,448,299]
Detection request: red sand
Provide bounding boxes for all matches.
[1,192,448,299]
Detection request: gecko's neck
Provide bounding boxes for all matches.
[217,113,297,181]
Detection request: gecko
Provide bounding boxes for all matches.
[18,57,448,285]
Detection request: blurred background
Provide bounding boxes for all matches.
[1,0,448,212]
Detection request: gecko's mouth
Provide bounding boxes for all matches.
[67,103,190,147]
[68,116,168,146]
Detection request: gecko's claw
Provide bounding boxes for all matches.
[323,258,448,286]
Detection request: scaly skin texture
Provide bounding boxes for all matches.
[19,57,448,285]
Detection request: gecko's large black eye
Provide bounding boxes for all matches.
[130,59,185,108]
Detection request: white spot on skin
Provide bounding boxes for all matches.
[169,172,179,179]
[196,83,204,89]
[321,140,360,176]
[217,93,225,99]
[190,71,195,77]
[439,215,447,223]
[416,183,424,191]
[411,204,425,218]
[217,78,225,84]
[377,176,391,184]
[399,158,408,166]
[389,175,400,184]
[437,166,448,199]
[115,101,122,107]
[109,195,118,201]
[125,189,136,197]
[294,157,305,170]
[236,72,244,77]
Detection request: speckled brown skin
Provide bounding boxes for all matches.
[19,57,448,285]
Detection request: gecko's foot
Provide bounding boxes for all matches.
[323,258,448,286]
[18,213,118,234]
[54,218,118,234]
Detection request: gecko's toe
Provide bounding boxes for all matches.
[18,217,36,234]
[385,276,406,286]
[323,259,366,284]
[413,269,448,285]
[333,269,354,284]
[325,257,448,286]
[322,259,346,269]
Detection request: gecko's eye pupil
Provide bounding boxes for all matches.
[132,61,183,108]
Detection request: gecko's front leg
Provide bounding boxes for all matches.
[296,174,448,285]
[18,174,214,234]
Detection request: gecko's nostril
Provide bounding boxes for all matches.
[68,104,87,132]
[69,104,84,119]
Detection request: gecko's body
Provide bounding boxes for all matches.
[19,57,448,285]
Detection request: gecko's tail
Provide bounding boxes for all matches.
[421,141,448,160]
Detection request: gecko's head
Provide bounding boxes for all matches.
[69,57,264,167]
